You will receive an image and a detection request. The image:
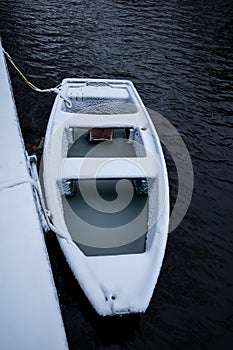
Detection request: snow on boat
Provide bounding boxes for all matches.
[42,79,169,316]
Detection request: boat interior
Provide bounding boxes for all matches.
[61,178,149,256]
[59,125,154,256]
[66,126,146,158]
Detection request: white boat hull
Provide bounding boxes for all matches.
[42,79,169,316]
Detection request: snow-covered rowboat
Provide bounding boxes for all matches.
[42,79,169,316]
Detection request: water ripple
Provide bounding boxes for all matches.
[0,0,232,348]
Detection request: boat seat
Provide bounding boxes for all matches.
[89,128,114,143]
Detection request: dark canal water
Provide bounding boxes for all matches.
[0,0,233,349]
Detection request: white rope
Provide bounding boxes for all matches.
[29,158,74,244]
[0,172,74,245]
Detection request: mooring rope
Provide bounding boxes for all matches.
[3,48,72,107]
[3,48,59,93]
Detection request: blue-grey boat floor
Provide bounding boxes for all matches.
[68,129,137,158]
[62,179,148,256]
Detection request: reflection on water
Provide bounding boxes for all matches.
[0,0,232,349]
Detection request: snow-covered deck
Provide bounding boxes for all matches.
[0,42,68,349]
